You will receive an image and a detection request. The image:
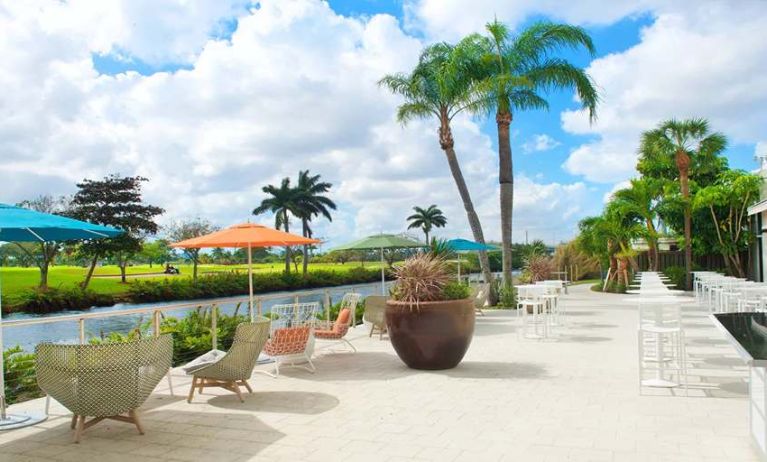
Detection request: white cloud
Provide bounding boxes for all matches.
[562,1,767,183]
[404,0,662,41]
[522,134,561,153]
[603,180,631,204]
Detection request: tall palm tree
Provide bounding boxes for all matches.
[380,42,498,304]
[612,178,662,271]
[639,118,726,289]
[406,205,447,243]
[459,20,598,288]
[294,170,336,275]
[253,177,299,273]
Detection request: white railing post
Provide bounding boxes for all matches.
[78,319,85,344]
[324,289,331,321]
[257,298,263,317]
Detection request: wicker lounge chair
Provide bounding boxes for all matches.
[363,295,388,339]
[35,335,173,443]
[263,303,319,377]
[186,318,271,403]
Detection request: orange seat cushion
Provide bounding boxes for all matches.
[264,326,310,356]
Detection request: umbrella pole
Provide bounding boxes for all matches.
[248,243,255,320]
[0,264,5,420]
[380,247,385,296]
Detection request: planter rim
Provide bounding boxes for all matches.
[386,298,472,308]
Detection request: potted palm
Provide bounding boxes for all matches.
[386,253,475,370]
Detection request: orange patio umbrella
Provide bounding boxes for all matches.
[171,223,319,318]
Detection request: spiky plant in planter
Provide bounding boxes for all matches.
[386,253,474,370]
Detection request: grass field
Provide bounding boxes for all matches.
[0,262,385,299]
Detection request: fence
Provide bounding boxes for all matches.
[1,280,388,406]
[635,250,748,273]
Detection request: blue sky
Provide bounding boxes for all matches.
[2,0,766,246]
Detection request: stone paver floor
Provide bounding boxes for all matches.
[0,284,761,461]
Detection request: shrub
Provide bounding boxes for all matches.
[442,281,470,300]
[3,346,40,404]
[664,265,686,290]
[8,287,116,314]
[390,254,451,304]
[591,280,627,294]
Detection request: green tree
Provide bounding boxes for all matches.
[294,170,336,275]
[638,118,727,288]
[253,177,300,273]
[70,175,164,286]
[693,170,761,277]
[460,20,598,287]
[611,178,663,271]
[379,42,497,304]
[406,205,447,244]
[139,239,173,268]
[14,195,72,289]
[166,218,217,280]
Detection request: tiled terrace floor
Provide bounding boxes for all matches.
[0,284,761,461]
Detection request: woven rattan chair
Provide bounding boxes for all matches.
[263,302,319,377]
[186,319,271,403]
[35,335,173,443]
[363,295,388,340]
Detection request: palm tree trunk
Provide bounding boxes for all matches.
[498,111,514,287]
[283,210,291,273]
[302,219,309,276]
[677,149,692,290]
[424,230,430,245]
[439,116,496,304]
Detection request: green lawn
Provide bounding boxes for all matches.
[0,262,384,299]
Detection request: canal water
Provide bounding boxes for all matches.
[3,282,388,351]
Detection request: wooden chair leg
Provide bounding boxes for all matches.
[187,376,197,403]
[129,410,145,435]
[240,380,253,393]
[74,416,85,444]
[231,381,245,403]
[198,378,205,394]
[70,415,78,429]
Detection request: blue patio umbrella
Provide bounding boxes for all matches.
[446,239,499,282]
[0,203,122,430]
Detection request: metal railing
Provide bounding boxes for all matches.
[2,281,388,348]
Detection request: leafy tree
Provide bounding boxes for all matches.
[210,248,232,264]
[14,195,73,288]
[379,42,497,304]
[253,177,300,273]
[578,208,643,287]
[611,178,663,271]
[406,205,447,244]
[139,239,173,268]
[294,170,336,275]
[166,218,218,280]
[638,118,726,288]
[70,175,164,286]
[693,170,761,277]
[459,20,598,287]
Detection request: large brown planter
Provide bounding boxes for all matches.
[385,298,475,370]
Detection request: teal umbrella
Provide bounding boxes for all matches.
[446,238,499,282]
[0,203,122,430]
[331,234,425,295]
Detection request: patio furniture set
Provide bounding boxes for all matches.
[516,280,568,339]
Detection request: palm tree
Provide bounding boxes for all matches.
[253,177,299,273]
[379,42,497,304]
[407,205,447,244]
[458,20,598,288]
[612,178,662,271]
[639,118,726,289]
[294,170,336,275]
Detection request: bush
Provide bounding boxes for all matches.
[443,281,471,300]
[8,287,116,314]
[664,265,686,290]
[3,346,40,404]
[128,268,382,304]
[591,280,627,294]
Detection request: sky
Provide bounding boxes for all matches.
[1,0,766,247]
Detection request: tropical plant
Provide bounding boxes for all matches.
[577,208,643,288]
[638,118,727,288]
[523,253,554,283]
[294,170,336,275]
[253,177,300,273]
[390,253,452,307]
[458,20,598,287]
[406,205,447,243]
[428,238,455,259]
[611,178,663,271]
[379,42,497,304]
[692,169,761,277]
